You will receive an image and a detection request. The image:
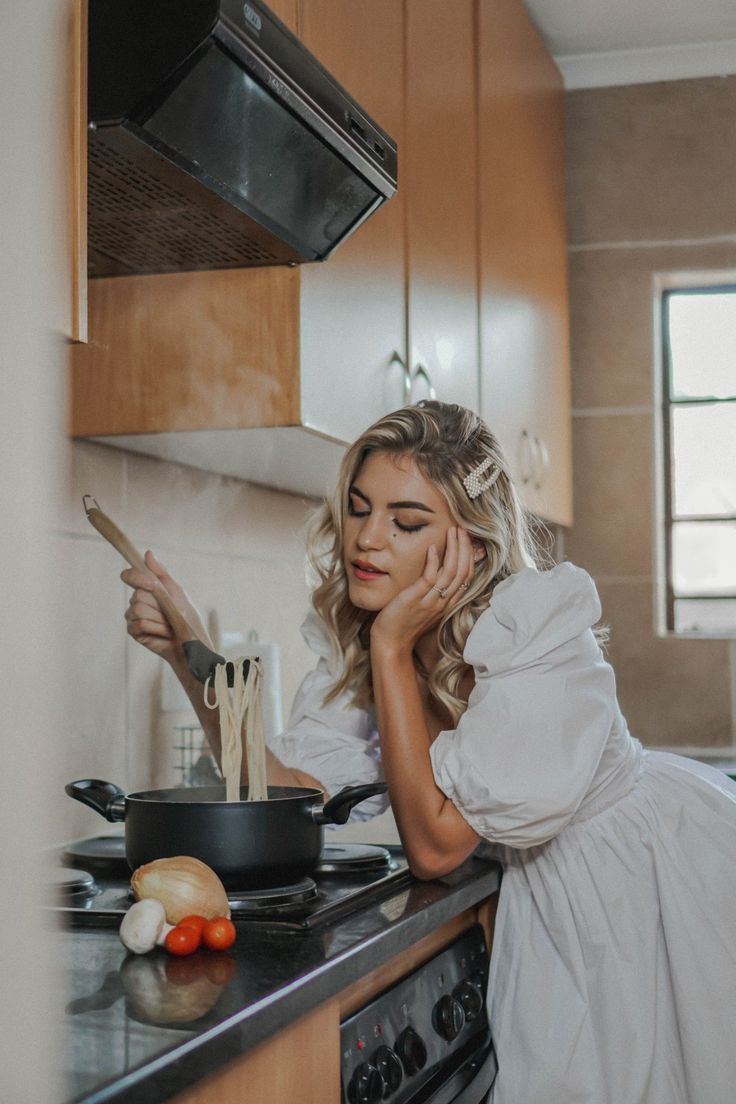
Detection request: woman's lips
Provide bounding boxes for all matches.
[352,560,388,581]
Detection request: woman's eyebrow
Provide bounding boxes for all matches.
[349,485,434,514]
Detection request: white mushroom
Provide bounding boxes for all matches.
[119,898,173,954]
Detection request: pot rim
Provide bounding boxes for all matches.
[125,784,323,806]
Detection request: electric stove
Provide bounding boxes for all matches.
[51,836,413,932]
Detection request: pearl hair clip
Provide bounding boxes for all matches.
[462,456,501,499]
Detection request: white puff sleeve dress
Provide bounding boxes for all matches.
[268,609,389,822]
[430,563,736,1104]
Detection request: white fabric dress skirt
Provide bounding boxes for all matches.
[430,564,736,1104]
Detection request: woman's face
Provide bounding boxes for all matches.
[342,451,457,611]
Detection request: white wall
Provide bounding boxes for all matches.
[0,1,69,1099]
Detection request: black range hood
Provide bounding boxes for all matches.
[87,0,397,277]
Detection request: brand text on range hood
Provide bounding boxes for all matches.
[87,0,398,277]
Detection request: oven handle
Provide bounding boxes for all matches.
[421,1036,497,1104]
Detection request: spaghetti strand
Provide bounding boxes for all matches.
[204,657,266,801]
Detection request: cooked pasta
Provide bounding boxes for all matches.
[204,656,267,801]
[243,659,267,802]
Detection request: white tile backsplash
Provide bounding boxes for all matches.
[63,440,126,536]
[54,440,318,843]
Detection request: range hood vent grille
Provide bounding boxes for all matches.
[88,139,281,277]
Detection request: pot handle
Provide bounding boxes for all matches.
[313,782,389,826]
[65,779,127,823]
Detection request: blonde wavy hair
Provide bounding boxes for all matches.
[307,401,546,725]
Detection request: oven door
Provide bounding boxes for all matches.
[421,1037,497,1104]
[340,925,496,1104]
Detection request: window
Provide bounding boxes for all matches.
[659,283,736,636]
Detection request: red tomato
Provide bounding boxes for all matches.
[177,914,208,939]
[202,916,237,951]
[164,925,201,956]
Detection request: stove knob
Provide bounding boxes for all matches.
[372,1045,403,1095]
[348,1061,384,1104]
[395,1026,428,1076]
[453,979,484,1022]
[432,994,465,1041]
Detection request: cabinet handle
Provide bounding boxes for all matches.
[411,363,437,401]
[389,350,412,404]
[518,429,535,485]
[533,437,550,490]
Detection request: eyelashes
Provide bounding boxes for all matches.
[393,519,427,533]
[347,502,427,534]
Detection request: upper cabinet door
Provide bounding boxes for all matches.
[267,0,299,34]
[297,0,406,445]
[477,0,572,526]
[405,0,479,414]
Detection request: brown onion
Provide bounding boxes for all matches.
[131,856,230,923]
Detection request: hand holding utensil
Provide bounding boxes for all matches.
[82,496,243,686]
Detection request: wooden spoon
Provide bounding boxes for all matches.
[83,496,243,686]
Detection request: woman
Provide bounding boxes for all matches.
[123,401,736,1104]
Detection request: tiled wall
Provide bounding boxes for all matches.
[56,440,318,843]
[565,76,736,748]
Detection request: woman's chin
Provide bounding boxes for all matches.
[346,581,391,611]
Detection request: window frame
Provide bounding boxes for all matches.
[654,272,736,639]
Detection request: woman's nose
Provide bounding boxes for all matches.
[356,515,387,550]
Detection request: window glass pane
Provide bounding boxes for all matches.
[671,403,736,516]
[668,290,736,400]
[674,598,736,635]
[672,521,736,596]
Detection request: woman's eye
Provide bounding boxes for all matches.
[348,500,369,518]
[393,519,427,533]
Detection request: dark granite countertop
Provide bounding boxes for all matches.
[60,856,500,1104]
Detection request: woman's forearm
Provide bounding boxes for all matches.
[370,642,480,878]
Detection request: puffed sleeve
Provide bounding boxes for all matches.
[268,610,389,821]
[429,563,615,848]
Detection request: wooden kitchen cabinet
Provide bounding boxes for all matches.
[403,0,479,412]
[296,0,408,444]
[298,0,481,432]
[173,1000,342,1103]
[477,0,573,526]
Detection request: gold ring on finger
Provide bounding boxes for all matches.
[432,585,449,599]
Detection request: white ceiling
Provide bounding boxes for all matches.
[523,0,736,88]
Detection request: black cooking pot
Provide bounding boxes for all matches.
[65,779,388,888]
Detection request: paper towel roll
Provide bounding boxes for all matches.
[253,640,283,742]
